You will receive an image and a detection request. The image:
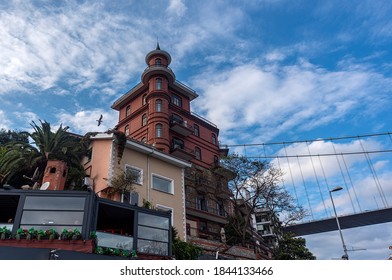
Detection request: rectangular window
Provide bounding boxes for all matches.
[137,212,170,256]
[194,124,199,136]
[125,165,143,185]
[138,212,170,230]
[152,175,173,194]
[24,196,86,210]
[172,94,182,107]
[195,147,201,160]
[21,196,86,233]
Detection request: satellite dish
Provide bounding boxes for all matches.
[40,182,50,190]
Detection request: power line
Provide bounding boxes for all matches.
[221,132,392,148]
[244,149,392,159]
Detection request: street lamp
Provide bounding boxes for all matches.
[329,186,349,260]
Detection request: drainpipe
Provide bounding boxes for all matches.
[147,148,155,202]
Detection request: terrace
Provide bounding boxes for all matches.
[0,188,172,260]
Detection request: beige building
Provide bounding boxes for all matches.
[83,133,191,240]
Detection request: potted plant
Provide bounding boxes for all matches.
[15,228,26,240]
[0,227,11,240]
[61,228,71,240]
[72,228,81,240]
[37,229,46,240]
[26,227,37,240]
[46,229,58,240]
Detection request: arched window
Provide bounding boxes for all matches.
[212,133,217,145]
[142,94,147,105]
[142,114,147,126]
[156,99,162,112]
[155,58,161,66]
[156,124,163,137]
[125,105,130,117]
[125,125,130,136]
[195,147,201,160]
[156,78,162,90]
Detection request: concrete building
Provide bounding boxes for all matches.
[83,133,191,240]
[254,208,282,248]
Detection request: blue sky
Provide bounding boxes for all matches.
[1,0,392,260]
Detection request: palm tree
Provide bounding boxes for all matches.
[0,120,89,188]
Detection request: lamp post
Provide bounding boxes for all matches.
[329,186,349,260]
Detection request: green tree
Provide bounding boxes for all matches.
[0,120,89,188]
[273,232,316,260]
[172,227,202,260]
[0,129,29,145]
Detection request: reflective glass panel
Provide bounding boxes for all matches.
[24,196,86,210]
[21,210,84,225]
[138,225,168,242]
[138,212,169,229]
[137,239,168,255]
[96,231,133,250]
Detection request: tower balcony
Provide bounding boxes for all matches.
[170,117,193,137]
[141,66,175,85]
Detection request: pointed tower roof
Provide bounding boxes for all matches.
[145,44,171,65]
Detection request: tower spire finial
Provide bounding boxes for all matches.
[156,41,160,50]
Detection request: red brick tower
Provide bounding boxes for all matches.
[111,45,232,243]
[112,44,225,168]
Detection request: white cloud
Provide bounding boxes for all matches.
[56,109,118,135]
[193,60,392,144]
[0,110,12,129]
[167,0,187,17]
[0,1,148,97]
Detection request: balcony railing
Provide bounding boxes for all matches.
[186,200,227,218]
[170,117,193,136]
[170,144,195,161]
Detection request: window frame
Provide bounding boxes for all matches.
[125,125,130,136]
[156,124,163,137]
[195,147,201,160]
[212,133,217,145]
[125,105,131,117]
[172,94,182,107]
[125,164,143,185]
[156,78,162,90]
[152,174,174,194]
[142,114,147,126]
[193,124,200,136]
[155,58,162,66]
[156,99,162,112]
